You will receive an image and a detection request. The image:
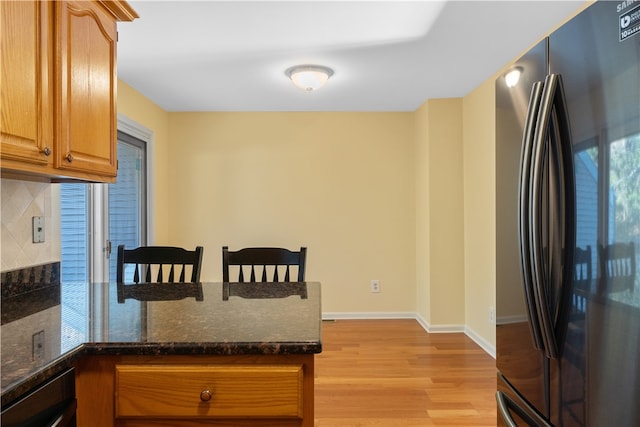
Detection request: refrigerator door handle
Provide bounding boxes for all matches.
[496,391,554,427]
[518,80,546,352]
[496,392,519,427]
[530,73,576,360]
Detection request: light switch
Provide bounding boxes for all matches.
[32,216,45,243]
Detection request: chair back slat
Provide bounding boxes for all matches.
[574,245,592,282]
[117,245,204,284]
[222,246,307,283]
[134,265,140,283]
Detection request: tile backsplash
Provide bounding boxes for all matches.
[1,178,60,272]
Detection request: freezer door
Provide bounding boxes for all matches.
[549,1,640,425]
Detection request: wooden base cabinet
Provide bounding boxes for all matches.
[74,354,315,427]
[0,0,137,183]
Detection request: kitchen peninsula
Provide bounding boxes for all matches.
[1,265,322,427]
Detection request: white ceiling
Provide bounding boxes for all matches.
[117,0,586,112]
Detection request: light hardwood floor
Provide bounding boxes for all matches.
[314,319,497,427]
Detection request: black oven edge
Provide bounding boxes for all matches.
[1,367,76,427]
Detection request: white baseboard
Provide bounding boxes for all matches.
[322,311,415,320]
[465,326,497,359]
[415,312,465,333]
[323,311,495,359]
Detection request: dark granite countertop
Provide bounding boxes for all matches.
[1,277,322,407]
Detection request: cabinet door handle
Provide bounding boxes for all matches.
[42,147,51,156]
[200,389,212,402]
[65,153,73,163]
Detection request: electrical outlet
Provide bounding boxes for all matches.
[371,280,380,293]
[489,306,495,323]
[32,216,45,243]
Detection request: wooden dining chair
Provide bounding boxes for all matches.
[598,241,636,294]
[222,246,307,283]
[117,245,204,284]
[574,245,592,286]
[571,245,592,316]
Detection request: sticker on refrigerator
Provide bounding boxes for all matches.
[619,3,640,41]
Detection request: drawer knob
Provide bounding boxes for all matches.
[65,153,74,163]
[200,389,212,402]
[42,147,51,156]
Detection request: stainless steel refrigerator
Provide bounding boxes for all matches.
[496,1,640,426]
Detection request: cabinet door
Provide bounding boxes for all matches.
[55,0,117,179]
[0,1,54,168]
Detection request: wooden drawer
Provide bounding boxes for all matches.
[115,364,303,419]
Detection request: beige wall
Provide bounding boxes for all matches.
[166,112,417,315]
[429,99,465,329]
[414,102,431,323]
[462,78,497,348]
[414,99,465,330]
[116,81,171,244]
[115,90,469,323]
[115,84,471,333]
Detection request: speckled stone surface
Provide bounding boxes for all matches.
[1,262,60,299]
[1,275,322,407]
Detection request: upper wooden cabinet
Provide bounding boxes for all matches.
[0,1,54,170]
[0,0,138,183]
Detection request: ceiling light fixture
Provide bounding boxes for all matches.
[285,65,334,92]
[504,66,523,88]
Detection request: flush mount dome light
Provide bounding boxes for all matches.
[504,66,523,88]
[285,65,334,92]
